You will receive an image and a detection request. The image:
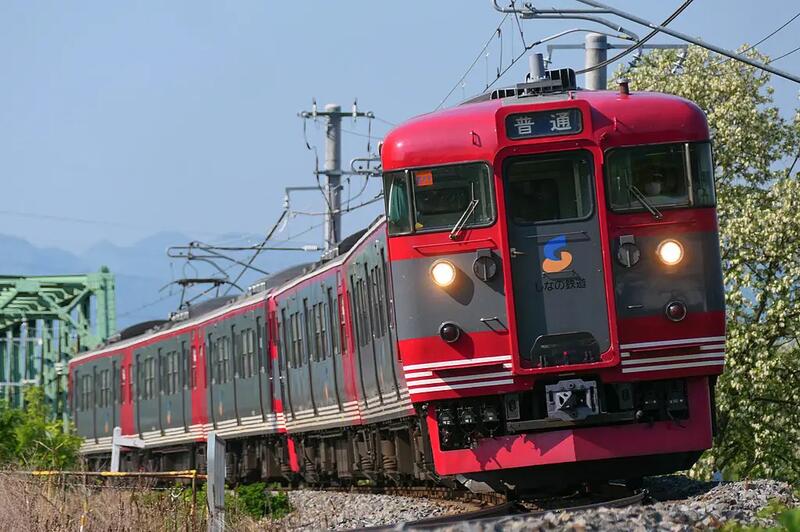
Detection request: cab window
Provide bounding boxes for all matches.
[383,163,494,235]
[505,150,594,224]
[606,142,716,212]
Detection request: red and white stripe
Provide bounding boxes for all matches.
[620,336,725,374]
[403,355,514,395]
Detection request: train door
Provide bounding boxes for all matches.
[180,336,191,432]
[159,336,186,432]
[369,239,401,402]
[73,366,95,441]
[256,311,270,420]
[234,310,262,420]
[276,307,294,419]
[134,344,160,435]
[309,282,338,413]
[286,296,314,416]
[94,358,114,439]
[348,259,381,408]
[327,280,346,409]
[502,150,610,367]
[208,320,237,426]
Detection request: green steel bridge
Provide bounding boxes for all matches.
[0,268,115,421]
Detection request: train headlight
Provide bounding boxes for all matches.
[431,260,457,287]
[656,239,684,266]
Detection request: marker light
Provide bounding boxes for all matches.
[657,239,684,266]
[431,260,457,287]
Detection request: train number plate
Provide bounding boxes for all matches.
[545,379,600,421]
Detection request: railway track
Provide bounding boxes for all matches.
[358,487,648,531]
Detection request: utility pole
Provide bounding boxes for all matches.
[299,102,374,254]
[584,33,608,90]
[324,104,342,253]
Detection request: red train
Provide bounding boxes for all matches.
[70,69,724,491]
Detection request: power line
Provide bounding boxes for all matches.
[435,14,510,110]
[483,1,692,91]
[341,127,382,140]
[577,0,694,75]
[573,0,800,83]
[771,44,800,64]
[373,116,397,127]
[720,11,800,64]
[224,210,289,295]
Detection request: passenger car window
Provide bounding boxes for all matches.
[505,151,594,224]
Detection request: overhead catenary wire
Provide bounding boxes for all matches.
[719,11,800,64]
[224,209,289,295]
[435,13,510,110]
[576,0,695,74]
[572,0,800,84]
[770,44,800,64]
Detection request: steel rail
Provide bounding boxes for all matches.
[361,488,648,531]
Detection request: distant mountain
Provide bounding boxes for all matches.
[0,231,316,330]
[0,234,88,275]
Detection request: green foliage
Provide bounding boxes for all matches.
[616,46,800,483]
[0,386,82,470]
[179,481,292,523]
[232,482,291,520]
[718,498,800,531]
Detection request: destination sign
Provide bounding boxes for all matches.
[505,108,582,140]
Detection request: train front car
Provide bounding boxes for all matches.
[381,72,724,491]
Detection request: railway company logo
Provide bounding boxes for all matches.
[542,235,573,273]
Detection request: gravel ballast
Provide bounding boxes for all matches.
[264,477,798,531]
[269,490,475,530]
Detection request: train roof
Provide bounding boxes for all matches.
[381,84,709,171]
[70,217,387,365]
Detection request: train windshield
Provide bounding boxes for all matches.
[383,163,494,235]
[605,142,716,213]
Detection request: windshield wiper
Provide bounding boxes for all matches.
[629,185,663,220]
[449,184,480,240]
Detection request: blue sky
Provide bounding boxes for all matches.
[1,1,798,252]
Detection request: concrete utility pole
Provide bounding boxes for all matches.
[299,102,374,254]
[324,104,342,252]
[584,33,608,90]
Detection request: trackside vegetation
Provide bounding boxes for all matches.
[0,387,82,470]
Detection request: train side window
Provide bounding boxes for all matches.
[230,324,238,379]
[246,328,254,378]
[236,328,244,378]
[256,317,265,375]
[223,333,232,383]
[189,345,196,390]
[99,369,110,408]
[303,299,314,364]
[349,276,361,348]
[143,356,155,400]
[209,334,218,384]
[166,350,179,395]
[327,287,340,357]
[316,302,328,361]
[80,374,92,411]
[278,309,287,371]
[362,265,376,342]
[380,249,396,332]
[338,294,347,354]
[120,364,126,405]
